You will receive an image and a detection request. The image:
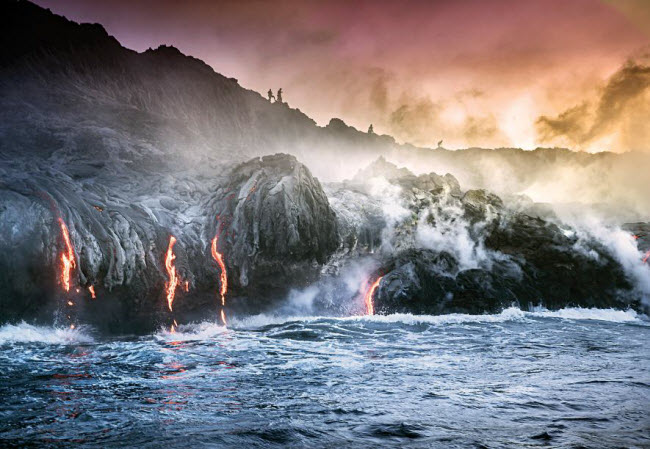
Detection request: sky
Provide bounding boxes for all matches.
[34,0,650,152]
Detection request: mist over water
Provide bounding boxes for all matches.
[1,309,648,448]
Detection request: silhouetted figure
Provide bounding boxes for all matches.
[368,124,374,134]
[437,139,443,148]
[267,89,275,102]
[277,88,283,104]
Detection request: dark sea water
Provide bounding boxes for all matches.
[0,308,648,448]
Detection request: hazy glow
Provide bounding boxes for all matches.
[34,0,650,151]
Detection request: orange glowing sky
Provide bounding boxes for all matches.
[34,0,650,151]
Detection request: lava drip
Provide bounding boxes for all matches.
[211,228,228,325]
[88,285,96,299]
[58,218,76,293]
[165,236,180,312]
[57,217,77,329]
[363,276,383,316]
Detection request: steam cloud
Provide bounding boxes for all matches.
[536,57,650,152]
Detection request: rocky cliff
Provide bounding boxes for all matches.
[0,1,648,332]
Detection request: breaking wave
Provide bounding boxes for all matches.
[208,306,645,332]
[0,322,94,344]
[155,321,229,342]
[527,306,642,322]
[1,307,643,345]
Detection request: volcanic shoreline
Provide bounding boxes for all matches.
[1,1,648,333]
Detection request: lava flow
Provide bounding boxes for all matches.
[643,250,650,264]
[58,218,76,292]
[88,285,96,299]
[165,236,180,312]
[211,232,228,306]
[363,276,383,316]
[211,228,228,325]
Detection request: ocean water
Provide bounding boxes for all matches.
[0,307,648,448]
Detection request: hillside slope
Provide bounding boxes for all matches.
[0,1,648,332]
[1,0,649,219]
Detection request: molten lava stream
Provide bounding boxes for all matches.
[88,285,96,299]
[58,218,76,292]
[165,236,180,312]
[643,250,650,264]
[211,230,228,325]
[363,276,383,316]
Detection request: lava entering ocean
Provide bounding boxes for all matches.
[165,236,180,312]
[58,218,76,292]
[211,228,228,324]
[363,276,383,316]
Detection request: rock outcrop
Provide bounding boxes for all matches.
[204,154,339,303]
[325,159,645,315]
[0,153,340,332]
[0,1,647,333]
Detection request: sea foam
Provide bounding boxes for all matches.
[0,322,94,344]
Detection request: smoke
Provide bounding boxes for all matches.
[387,94,502,148]
[558,212,650,304]
[536,57,650,152]
[275,256,381,316]
[365,176,410,253]
[281,286,320,315]
[415,190,497,271]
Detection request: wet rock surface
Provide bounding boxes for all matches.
[2,149,645,332]
[0,153,341,332]
[204,154,339,303]
[1,1,648,333]
[329,159,645,315]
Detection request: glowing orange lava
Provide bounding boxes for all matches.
[165,236,180,312]
[363,276,383,316]
[643,250,650,264]
[58,218,76,292]
[88,285,96,299]
[211,233,228,306]
[211,226,229,326]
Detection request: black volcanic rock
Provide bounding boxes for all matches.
[205,154,339,299]
[334,162,642,315]
[373,216,637,315]
[0,153,340,332]
[0,1,647,332]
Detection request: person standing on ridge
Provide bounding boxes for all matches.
[267,89,275,102]
[277,88,283,104]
